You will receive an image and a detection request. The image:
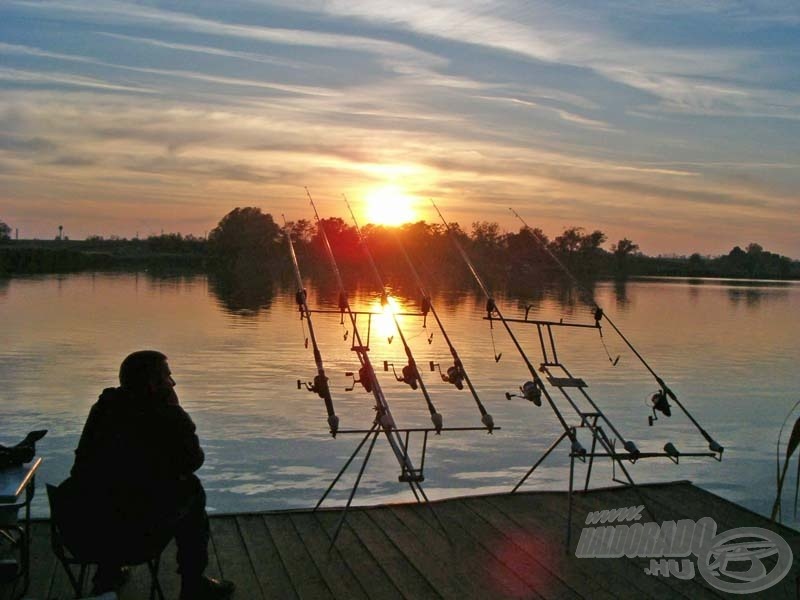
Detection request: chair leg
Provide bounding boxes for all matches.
[147,555,165,600]
[74,563,89,598]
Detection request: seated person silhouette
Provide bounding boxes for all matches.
[58,350,234,598]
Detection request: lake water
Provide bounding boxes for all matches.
[1,272,798,528]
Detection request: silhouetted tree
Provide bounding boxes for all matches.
[208,207,281,274]
[470,221,501,248]
[0,221,10,241]
[746,242,763,256]
[470,221,504,275]
[551,226,608,274]
[612,238,639,259]
[505,226,550,277]
[725,245,748,276]
[290,219,314,244]
[611,237,639,274]
[580,230,607,253]
[688,252,705,276]
[311,217,360,263]
[551,227,584,255]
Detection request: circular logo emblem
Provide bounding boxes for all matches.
[697,527,793,594]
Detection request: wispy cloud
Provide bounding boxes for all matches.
[286,0,798,119]
[95,33,318,70]
[476,94,615,132]
[1,1,798,255]
[10,0,443,65]
[0,67,155,93]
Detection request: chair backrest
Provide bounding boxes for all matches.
[45,483,70,562]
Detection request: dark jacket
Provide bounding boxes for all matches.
[70,387,204,521]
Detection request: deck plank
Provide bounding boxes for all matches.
[476,493,628,599]
[237,514,298,600]
[431,500,543,599]
[634,484,800,599]
[289,512,369,600]
[264,512,333,599]
[441,499,577,600]
[14,520,57,600]
[344,509,441,599]
[462,496,610,599]
[565,486,722,599]
[366,505,476,599]
[314,510,403,600]
[210,516,264,600]
[575,482,796,599]
[11,482,800,600]
[491,491,700,599]
[389,503,505,600]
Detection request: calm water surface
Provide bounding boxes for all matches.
[1,273,798,527]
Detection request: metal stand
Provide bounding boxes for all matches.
[507,318,719,551]
[315,425,490,547]
[0,460,40,600]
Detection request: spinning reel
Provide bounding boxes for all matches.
[648,389,672,425]
[429,360,465,390]
[345,365,374,393]
[297,374,330,399]
[384,360,419,390]
[505,380,543,406]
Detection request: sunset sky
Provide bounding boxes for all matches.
[1,1,798,257]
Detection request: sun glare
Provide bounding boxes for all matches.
[364,184,416,226]
[370,295,403,341]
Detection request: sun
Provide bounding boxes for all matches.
[363,184,416,226]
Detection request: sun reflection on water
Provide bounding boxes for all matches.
[368,294,403,342]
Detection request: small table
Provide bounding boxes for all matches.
[0,457,42,599]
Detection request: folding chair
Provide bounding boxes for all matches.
[0,460,38,600]
[46,484,166,600]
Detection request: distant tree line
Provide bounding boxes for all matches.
[281,217,799,284]
[1,211,798,281]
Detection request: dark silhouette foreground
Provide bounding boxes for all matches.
[55,350,234,599]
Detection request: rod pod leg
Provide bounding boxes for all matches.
[512,431,569,493]
[328,427,382,550]
[315,421,380,511]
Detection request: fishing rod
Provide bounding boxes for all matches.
[343,195,443,433]
[391,229,495,432]
[306,188,421,478]
[509,208,723,456]
[282,216,339,436]
[431,201,591,457]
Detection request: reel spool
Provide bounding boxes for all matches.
[384,360,419,390]
[429,361,465,390]
[648,389,672,425]
[344,365,374,393]
[505,380,542,406]
[296,373,329,399]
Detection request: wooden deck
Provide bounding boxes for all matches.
[3,481,799,599]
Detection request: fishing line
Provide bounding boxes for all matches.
[282,214,339,436]
[306,188,426,472]
[598,327,619,365]
[509,207,722,455]
[344,195,443,433]
[432,200,581,447]
[489,321,502,362]
[390,225,494,430]
[301,316,309,348]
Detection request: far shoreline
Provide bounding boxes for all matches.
[1,234,798,281]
